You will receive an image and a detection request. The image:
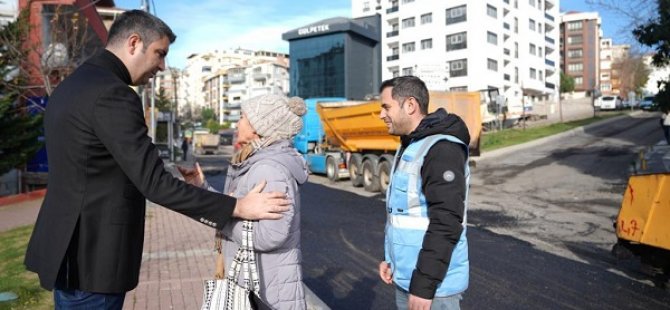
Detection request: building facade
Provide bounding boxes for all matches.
[599,38,630,96]
[559,11,600,93]
[181,48,289,123]
[352,0,560,120]
[282,15,381,100]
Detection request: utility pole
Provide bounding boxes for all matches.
[141,0,156,143]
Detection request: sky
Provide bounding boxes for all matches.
[113,0,351,68]
[0,0,653,68]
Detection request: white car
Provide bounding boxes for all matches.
[598,96,623,110]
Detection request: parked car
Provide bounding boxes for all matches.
[639,96,658,111]
[622,99,637,109]
[598,96,623,110]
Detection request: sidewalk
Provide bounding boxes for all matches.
[0,159,329,309]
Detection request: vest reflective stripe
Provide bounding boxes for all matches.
[384,134,470,297]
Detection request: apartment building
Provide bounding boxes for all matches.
[181,48,289,123]
[559,11,600,93]
[352,0,560,119]
[599,38,630,96]
[202,60,289,124]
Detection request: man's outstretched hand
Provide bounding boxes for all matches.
[233,180,291,220]
[177,162,205,188]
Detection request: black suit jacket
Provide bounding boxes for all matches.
[24,50,236,293]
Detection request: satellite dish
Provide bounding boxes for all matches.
[42,42,68,69]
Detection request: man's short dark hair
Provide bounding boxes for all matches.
[107,10,176,50]
[379,76,429,115]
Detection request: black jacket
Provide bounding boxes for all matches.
[400,108,470,299]
[24,50,236,293]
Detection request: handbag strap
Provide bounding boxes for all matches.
[225,220,261,293]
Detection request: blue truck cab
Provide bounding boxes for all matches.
[294,97,346,176]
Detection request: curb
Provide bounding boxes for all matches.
[0,189,46,207]
[476,111,643,161]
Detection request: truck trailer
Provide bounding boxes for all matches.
[294,92,482,193]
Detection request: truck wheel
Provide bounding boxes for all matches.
[363,157,381,192]
[349,154,364,187]
[326,156,338,182]
[378,160,391,193]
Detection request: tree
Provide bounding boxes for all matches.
[201,107,216,122]
[0,56,42,176]
[0,14,43,176]
[611,55,651,98]
[154,87,172,112]
[0,3,102,100]
[634,0,670,111]
[560,72,575,93]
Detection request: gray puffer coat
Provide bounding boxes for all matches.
[220,140,308,310]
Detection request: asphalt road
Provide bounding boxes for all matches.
[198,112,670,309]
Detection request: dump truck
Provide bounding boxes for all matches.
[612,153,670,287]
[294,92,482,193]
[192,130,221,155]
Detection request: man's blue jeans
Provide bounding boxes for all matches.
[395,286,462,310]
[54,289,125,310]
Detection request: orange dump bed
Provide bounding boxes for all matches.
[317,91,482,155]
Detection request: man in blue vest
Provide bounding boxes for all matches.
[377,76,470,310]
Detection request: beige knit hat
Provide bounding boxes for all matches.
[241,94,306,139]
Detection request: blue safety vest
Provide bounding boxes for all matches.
[384,134,470,297]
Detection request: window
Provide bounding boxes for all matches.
[392,70,400,77]
[567,21,582,31]
[487,4,497,18]
[568,63,583,72]
[421,39,433,50]
[450,86,467,91]
[529,0,535,7]
[538,47,543,57]
[576,77,584,85]
[402,17,415,28]
[402,0,414,3]
[515,67,519,83]
[202,66,212,73]
[421,13,432,24]
[539,70,543,81]
[446,32,467,51]
[449,59,468,77]
[568,49,583,58]
[529,18,536,31]
[446,5,467,25]
[601,73,610,80]
[530,68,537,79]
[402,42,416,52]
[402,67,413,76]
[363,1,370,12]
[487,31,498,45]
[529,43,536,55]
[514,42,519,58]
[487,58,498,71]
[568,35,583,44]
[538,23,542,34]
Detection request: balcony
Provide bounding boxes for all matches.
[386,30,399,38]
[544,12,554,22]
[545,59,555,66]
[545,82,555,89]
[387,6,398,13]
[228,74,246,83]
[387,54,399,61]
[545,36,555,44]
[253,72,268,80]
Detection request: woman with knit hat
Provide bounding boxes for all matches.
[181,94,309,309]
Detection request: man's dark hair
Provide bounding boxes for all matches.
[379,75,429,115]
[107,10,176,50]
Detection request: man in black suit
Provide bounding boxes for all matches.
[24,10,290,309]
